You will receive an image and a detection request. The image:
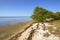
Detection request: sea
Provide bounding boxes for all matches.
[0,16,32,27]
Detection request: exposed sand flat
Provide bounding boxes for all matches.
[15,23,60,40]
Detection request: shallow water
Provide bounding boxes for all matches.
[0,16,32,27]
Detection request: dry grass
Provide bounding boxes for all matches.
[50,20,60,25]
[48,20,60,36]
[48,27,60,34]
[0,21,32,40]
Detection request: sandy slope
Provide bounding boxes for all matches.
[32,23,59,40]
[16,23,60,40]
[17,23,38,40]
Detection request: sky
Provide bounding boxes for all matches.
[0,0,60,16]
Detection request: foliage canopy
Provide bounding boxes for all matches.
[31,7,54,22]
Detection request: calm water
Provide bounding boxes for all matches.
[0,16,32,27]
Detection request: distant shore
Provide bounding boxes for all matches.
[0,21,33,40]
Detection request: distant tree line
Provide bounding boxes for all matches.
[31,7,60,23]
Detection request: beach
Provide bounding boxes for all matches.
[0,21,33,40]
[9,20,60,40]
[0,20,60,40]
[0,0,60,40]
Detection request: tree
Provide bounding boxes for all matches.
[31,7,53,30]
[54,12,60,19]
[31,7,53,22]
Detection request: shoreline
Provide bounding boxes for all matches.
[0,20,60,40]
[0,21,33,40]
[9,21,34,40]
[0,21,32,28]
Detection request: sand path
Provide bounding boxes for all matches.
[12,23,60,40]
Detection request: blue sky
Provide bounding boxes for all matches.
[0,0,60,16]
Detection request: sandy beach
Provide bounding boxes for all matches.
[0,20,60,40]
[10,22,60,40]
